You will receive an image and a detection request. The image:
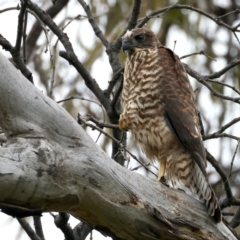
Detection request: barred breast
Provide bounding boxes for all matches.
[121,48,202,190]
[121,48,177,162]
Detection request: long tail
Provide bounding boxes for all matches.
[190,162,222,223]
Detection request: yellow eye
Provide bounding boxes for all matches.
[135,34,145,42]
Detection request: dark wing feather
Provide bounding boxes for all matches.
[158,47,207,176]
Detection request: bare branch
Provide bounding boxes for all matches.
[205,58,240,79]
[184,63,240,104]
[58,51,111,114]
[204,133,240,142]
[15,0,27,53]
[217,9,240,19]
[229,140,240,179]
[23,10,28,64]
[17,218,42,240]
[206,150,233,200]
[137,4,240,32]
[33,216,45,240]
[0,34,33,83]
[77,0,109,47]
[180,50,216,62]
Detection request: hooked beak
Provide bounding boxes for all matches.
[122,39,133,52]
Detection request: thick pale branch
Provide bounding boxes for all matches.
[0,52,238,240]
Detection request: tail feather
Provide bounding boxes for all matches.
[190,163,222,223]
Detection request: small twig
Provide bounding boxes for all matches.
[105,67,124,98]
[140,231,159,240]
[137,2,178,23]
[203,116,240,141]
[85,114,119,129]
[78,114,157,177]
[57,95,106,124]
[217,9,240,19]
[204,132,240,142]
[0,5,20,13]
[23,10,28,64]
[180,50,216,62]
[229,140,240,179]
[15,0,27,53]
[17,218,42,240]
[211,117,240,135]
[173,40,176,52]
[131,162,152,171]
[33,216,45,240]
[111,77,123,109]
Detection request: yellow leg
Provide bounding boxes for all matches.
[158,160,166,181]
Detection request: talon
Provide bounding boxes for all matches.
[158,160,166,181]
[159,176,169,187]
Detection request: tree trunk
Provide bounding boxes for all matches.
[0,51,238,240]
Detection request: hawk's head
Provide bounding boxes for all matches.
[122,28,161,54]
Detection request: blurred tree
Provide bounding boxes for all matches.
[0,0,240,239]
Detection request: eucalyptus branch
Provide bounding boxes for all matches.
[77,0,109,47]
